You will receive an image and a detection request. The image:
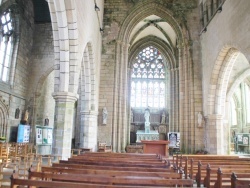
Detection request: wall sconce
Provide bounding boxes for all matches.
[100,28,104,33]
[95,3,100,11]
[217,6,222,13]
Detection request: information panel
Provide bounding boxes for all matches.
[17,124,30,143]
[168,132,180,148]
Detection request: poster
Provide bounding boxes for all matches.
[36,128,42,144]
[35,125,53,145]
[47,129,52,144]
[168,132,180,148]
[17,124,30,143]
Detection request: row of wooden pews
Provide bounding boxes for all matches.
[174,154,250,188]
[10,152,194,187]
[0,154,61,187]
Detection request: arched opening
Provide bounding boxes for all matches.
[208,49,250,154]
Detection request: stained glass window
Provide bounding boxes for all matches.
[131,46,165,108]
[0,9,14,82]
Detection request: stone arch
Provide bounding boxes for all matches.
[80,42,96,111]
[111,1,187,152]
[47,0,79,93]
[118,1,184,44]
[77,42,98,150]
[35,66,55,96]
[206,45,244,154]
[227,68,250,100]
[129,36,176,69]
[0,98,9,138]
[207,46,240,116]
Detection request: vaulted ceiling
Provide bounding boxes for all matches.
[129,15,177,48]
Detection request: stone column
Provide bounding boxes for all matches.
[52,92,78,160]
[206,114,224,154]
[80,111,98,151]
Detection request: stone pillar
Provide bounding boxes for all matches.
[206,114,224,154]
[80,111,98,151]
[52,92,78,160]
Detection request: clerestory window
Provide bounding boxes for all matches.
[0,9,14,82]
[131,46,165,108]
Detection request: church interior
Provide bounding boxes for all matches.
[0,0,249,162]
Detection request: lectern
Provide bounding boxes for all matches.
[141,140,170,157]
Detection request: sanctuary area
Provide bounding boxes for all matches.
[0,0,249,160]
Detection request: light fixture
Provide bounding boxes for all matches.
[217,6,222,13]
[95,3,100,11]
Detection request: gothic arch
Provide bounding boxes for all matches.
[35,66,55,97]
[47,0,79,93]
[0,98,9,137]
[129,36,176,69]
[80,42,97,112]
[118,1,184,44]
[227,68,250,100]
[208,46,240,116]
[111,0,191,153]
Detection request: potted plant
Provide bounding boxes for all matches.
[0,137,6,143]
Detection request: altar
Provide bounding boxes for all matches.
[141,140,170,157]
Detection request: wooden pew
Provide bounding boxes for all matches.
[174,154,241,170]
[70,156,167,164]
[196,161,250,187]
[27,170,194,187]
[53,162,175,172]
[10,173,155,188]
[79,152,162,159]
[64,158,170,168]
[72,155,163,161]
[181,155,250,180]
[41,166,182,179]
[231,172,250,188]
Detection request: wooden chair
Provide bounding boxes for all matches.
[98,142,112,152]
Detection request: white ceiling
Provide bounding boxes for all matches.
[129,15,177,48]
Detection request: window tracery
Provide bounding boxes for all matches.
[131,46,165,108]
[0,9,14,82]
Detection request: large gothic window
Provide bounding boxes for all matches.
[131,46,165,108]
[0,9,14,82]
[245,83,250,124]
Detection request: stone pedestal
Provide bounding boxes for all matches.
[136,130,159,142]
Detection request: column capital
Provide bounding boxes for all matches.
[80,110,99,116]
[52,92,78,102]
[206,114,223,120]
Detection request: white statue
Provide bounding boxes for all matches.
[161,111,166,124]
[102,107,108,124]
[198,112,203,127]
[144,108,150,123]
[130,109,133,122]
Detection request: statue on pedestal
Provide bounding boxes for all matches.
[144,108,150,123]
[144,108,150,133]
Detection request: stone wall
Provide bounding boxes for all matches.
[0,0,34,141]
[201,0,250,154]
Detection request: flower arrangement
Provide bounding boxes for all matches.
[0,137,6,142]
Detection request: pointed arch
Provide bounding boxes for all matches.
[80,42,96,111]
[207,46,240,116]
[118,1,184,45]
[47,0,79,93]
[129,35,176,69]
[0,99,9,137]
